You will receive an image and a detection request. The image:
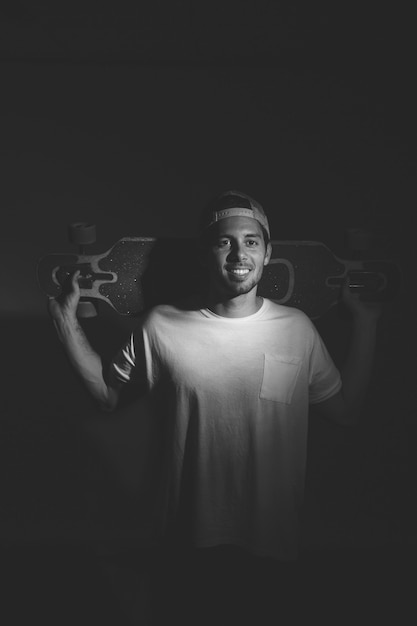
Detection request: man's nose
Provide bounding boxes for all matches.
[228,242,247,261]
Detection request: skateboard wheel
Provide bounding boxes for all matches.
[77,300,98,318]
[68,222,96,245]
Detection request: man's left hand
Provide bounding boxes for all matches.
[341,278,383,322]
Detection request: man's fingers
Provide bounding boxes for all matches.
[72,270,81,288]
[342,275,360,300]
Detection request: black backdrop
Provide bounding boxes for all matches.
[0,3,415,622]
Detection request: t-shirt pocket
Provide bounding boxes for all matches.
[260,354,302,404]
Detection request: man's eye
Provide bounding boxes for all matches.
[217,239,231,247]
[246,240,258,246]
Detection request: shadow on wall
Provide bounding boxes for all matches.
[0,314,161,544]
[0,237,208,544]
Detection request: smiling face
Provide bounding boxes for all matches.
[203,216,272,302]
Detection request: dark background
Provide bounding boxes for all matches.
[1,2,415,623]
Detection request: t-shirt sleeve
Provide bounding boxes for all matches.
[111,333,136,383]
[308,327,342,404]
[110,327,147,386]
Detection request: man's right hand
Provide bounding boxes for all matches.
[46,269,115,409]
[47,270,81,323]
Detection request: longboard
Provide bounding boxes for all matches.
[37,237,401,319]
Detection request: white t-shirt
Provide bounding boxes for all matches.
[112,298,341,560]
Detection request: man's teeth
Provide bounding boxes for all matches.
[230,268,250,275]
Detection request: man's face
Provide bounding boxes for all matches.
[204,216,272,300]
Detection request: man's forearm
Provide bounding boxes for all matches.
[340,316,378,422]
[53,314,112,409]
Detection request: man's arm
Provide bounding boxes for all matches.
[314,282,382,425]
[48,271,121,412]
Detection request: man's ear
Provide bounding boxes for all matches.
[264,242,272,266]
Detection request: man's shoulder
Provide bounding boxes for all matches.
[143,298,203,325]
[264,299,313,326]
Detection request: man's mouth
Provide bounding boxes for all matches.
[226,266,252,277]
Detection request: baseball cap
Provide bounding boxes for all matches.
[200,190,270,238]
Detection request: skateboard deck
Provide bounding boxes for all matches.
[37,237,401,319]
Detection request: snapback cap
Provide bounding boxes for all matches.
[200,190,270,238]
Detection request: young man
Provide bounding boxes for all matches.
[48,191,381,622]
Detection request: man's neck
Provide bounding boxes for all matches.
[206,291,263,318]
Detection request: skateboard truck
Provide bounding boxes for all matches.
[326,270,387,293]
[68,222,99,318]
